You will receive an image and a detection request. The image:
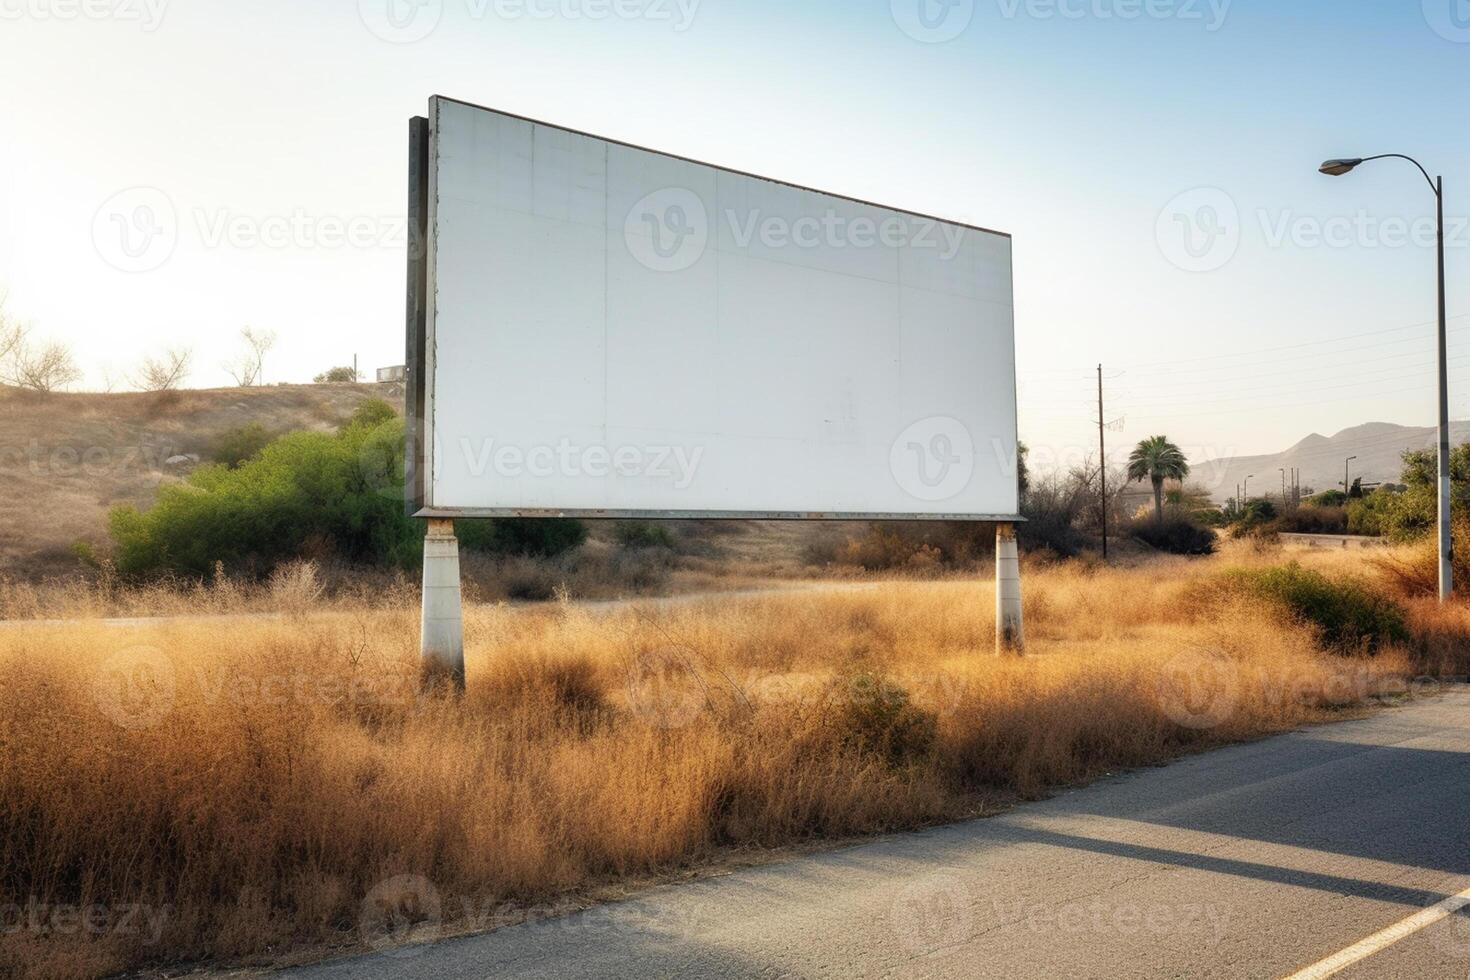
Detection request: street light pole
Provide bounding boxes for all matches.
[1321,155,1452,601]
[1435,176,1452,601]
[1345,455,1357,495]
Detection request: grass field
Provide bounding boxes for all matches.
[1,543,1467,978]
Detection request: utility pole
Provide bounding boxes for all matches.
[1280,468,1287,509]
[1097,363,1107,560]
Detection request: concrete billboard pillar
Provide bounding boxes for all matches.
[420,518,465,692]
[995,522,1024,653]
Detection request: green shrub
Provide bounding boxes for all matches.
[833,673,937,768]
[211,423,274,468]
[1229,563,1408,653]
[314,366,358,383]
[1131,517,1216,555]
[109,408,584,577]
[345,398,397,430]
[614,520,676,550]
[1306,490,1347,507]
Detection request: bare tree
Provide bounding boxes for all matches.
[224,326,277,387]
[5,338,83,392]
[0,293,26,368]
[132,347,193,391]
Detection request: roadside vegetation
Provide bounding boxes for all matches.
[2,540,1467,978]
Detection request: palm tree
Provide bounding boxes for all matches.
[1127,436,1190,524]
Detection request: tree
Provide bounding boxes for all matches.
[132,347,192,391]
[314,365,359,384]
[0,293,25,367]
[224,326,277,387]
[4,338,82,392]
[1126,435,1190,524]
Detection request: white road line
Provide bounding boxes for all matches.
[1281,884,1470,979]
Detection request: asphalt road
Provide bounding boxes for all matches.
[275,691,1470,980]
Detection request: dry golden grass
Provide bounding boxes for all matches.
[1,545,1465,978]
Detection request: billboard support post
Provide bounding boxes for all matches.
[420,518,465,693]
[996,522,1024,653]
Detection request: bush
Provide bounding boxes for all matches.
[614,520,676,550]
[211,423,274,469]
[1131,517,1216,555]
[1229,563,1408,653]
[824,522,991,571]
[1279,505,1347,535]
[314,366,358,383]
[832,673,937,768]
[108,408,585,577]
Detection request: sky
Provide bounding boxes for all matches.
[2,0,1469,471]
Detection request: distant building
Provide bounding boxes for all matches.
[377,365,406,383]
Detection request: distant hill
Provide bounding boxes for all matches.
[1193,421,1470,502]
[0,382,404,576]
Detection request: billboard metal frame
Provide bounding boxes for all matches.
[405,96,1022,523]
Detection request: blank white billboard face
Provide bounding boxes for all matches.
[417,96,1017,518]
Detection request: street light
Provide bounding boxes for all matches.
[1344,455,1358,495]
[1243,474,1253,502]
[1320,153,1451,602]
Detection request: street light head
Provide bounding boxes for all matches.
[1319,158,1364,177]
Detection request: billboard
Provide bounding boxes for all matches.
[407,95,1018,519]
